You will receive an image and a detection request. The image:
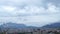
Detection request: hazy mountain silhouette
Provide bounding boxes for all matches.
[0,22,38,29]
[0,22,60,30]
[42,22,60,28]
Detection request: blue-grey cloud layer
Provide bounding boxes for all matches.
[0,0,60,26]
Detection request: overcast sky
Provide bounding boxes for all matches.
[0,0,60,27]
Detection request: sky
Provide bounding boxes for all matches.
[0,0,60,27]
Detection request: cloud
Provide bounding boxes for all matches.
[46,3,60,14]
[44,0,60,8]
[0,0,60,26]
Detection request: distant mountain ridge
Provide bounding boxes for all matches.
[42,22,60,28]
[0,22,60,30]
[0,22,38,29]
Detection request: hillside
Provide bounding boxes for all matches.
[42,22,60,28]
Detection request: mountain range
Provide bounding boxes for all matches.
[0,22,60,29]
[0,22,38,30]
[42,22,60,28]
